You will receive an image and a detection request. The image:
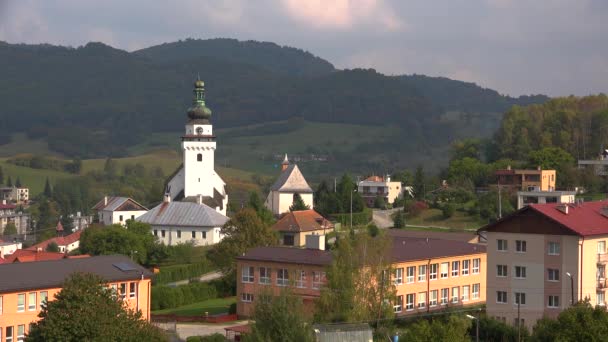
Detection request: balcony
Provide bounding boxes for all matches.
[598,253,608,265]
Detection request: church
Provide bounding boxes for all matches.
[138,79,229,246]
[265,155,314,216]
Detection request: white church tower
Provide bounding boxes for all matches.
[165,79,228,215]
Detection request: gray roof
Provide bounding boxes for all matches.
[269,164,313,193]
[92,196,148,212]
[137,201,229,227]
[0,255,153,293]
[237,246,332,266]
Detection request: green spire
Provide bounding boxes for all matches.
[187,77,212,121]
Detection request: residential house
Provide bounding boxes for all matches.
[578,149,608,176]
[0,187,29,205]
[92,196,148,226]
[0,201,29,236]
[479,201,608,329]
[1,250,77,263]
[265,155,314,216]
[271,210,333,246]
[387,229,484,244]
[70,212,93,231]
[516,190,576,209]
[0,240,21,259]
[0,255,153,340]
[358,175,405,207]
[137,195,229,246]
[26,230,83,254]
[495,166,556,191]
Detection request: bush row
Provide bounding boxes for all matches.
[151,282,218,310]
[154,261,213,285]
[330,208,372,227]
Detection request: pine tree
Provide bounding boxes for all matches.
[0,166,4,185]
[413,165,426,200]
[289,193,310,211]
[44,177,52,197]
[7,176,12,187]
[15,176,22,187]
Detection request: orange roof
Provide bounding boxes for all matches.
[4,250,67,263]
[27,230,83,252]
[272,209,333,233]
[364,175,384,182]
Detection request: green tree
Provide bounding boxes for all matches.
[479,315,526,342]
[7,175,12,187]
[413,166,425,200]
[392,211,404,228]
[36,199,59,232]
[373,195,386,209]
[441,203,456,219]
[289,193,310,211]
[246,191,275,225]
[530,301,608,341]
[15,176,22,187]
[450,138,482,161]
[26,273,166,342]
[402,315,471,342]
[46,241,60,253]
[60,215,74,235]
[2,222,17,235]
[336,174,364,213]
[0,165,4,185]
[478,189,515,222]
[104,157,118,178]
[244,289,314,342]
[44,177,52,197]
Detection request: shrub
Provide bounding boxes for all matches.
[407,201,429,217]
[154,261,213,285]
[441,203,456,219]
[151,283,218,310]
[229,303,237,314]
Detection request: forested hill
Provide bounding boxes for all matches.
[0,39,548,161]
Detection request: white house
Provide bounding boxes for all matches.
[27,229,83,254]
[0,240,22,258]
[357,175,405,207]
[92,196,148,226]
[265,154,314,216]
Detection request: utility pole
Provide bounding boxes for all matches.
[498,181,502,219]
[350,189,353,230]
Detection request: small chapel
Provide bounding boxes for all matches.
[265,155,314,216]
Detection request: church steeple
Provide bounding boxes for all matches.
[187,77,212,122]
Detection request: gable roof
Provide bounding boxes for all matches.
[269,164,313,193]
[3,250,68,263]
[27,230,83,252]
[0,255,152,293]
[92,196,148,212]
[137,201,229,227]
[272,210,333,233]
[237,246,332,266]
[479,200,608,237]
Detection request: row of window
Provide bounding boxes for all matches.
[242,266,326,289]
[153,230,207,239]
[118,214,136,222]
[108,282,138,300]
[393,284,481,313]
[0,325,27,342]
[495,291,560,308]
[497,239,562,255]
[0,291,48,314]
[393,259,481,285]
[495,265,560,281]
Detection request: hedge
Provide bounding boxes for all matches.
[151,282,218,310]
[154,261,213,285]
[329,208,372,227]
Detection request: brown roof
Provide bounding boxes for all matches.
[391,237,485,263]
[237,246,332,266]
[272,210,333,233]
[387,229,479,243]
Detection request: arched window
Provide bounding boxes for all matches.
[197,153,202,162]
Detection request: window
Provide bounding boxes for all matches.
[131,215,135,220]
[120,283,127,299]
[515,292,526,305]
[197,153,203,162]
[154,230,158,236]
[430,263,438,280]
[548,269,560,281]
[462,285,470,301]
[441,288,449,305]
[472,284,480,299]
[515,266,527,279]
[451,287,459,303]
[406,294,415,310]
[283,234,295,246]
[296,270,307,288]
[111,284,118,298]
[192,231,196,238]
[17,293,25,312]
[177,230,182,238]
[119,215,123,222]
[277,268,289,286]
[394,268,403,285]
[497,265,508,277]
[202,231,207,239]
[394,295,403,313]
[548,242,561,255]
[462,260,470,276]
[17,325,24,342]
[430,290,438,307]
[599,241,607,254]
[40,291,48,307]
[6,326,13,342]
[598,292,605,305]
[497,291,508,304]
[28,292,36,311]
[418,265,427,282]
[418,292,426,308]
[548,295,560,308]
[129,282,136,298]
[259,267,271,284]
[242,266,254,283]
[313,271,325,289]
[516,240,527,253]
[599,265,606,279]
[451,261,460,277]
[241,293,254,302]
[161,230,165,238]
[406,266,415,283]
[497,239,508,251]
[440,262,449,278]
[472,258,480,274]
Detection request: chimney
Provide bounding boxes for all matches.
[305,233,325,251]
[104,196,108,206]
[163,193,171,203]
[557,204,569,215]
[1,199,5,205]
[537,165,541,171]
[197,194,204,205]
[386,174,391,182]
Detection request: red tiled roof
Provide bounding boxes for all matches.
[528,201,608,236]
[4,250,67,263]
[27,230,83,251]
[0,257,7,264]
[364,175,384,182]
[56,221,64,232]
[272,210,333,233]
[0,204,16,210]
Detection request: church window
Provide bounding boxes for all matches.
[203,231,207,239]
[177,230,182,238]
[192,231,196,238]
[197,154,202,162]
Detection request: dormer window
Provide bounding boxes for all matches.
[196,127,203,135]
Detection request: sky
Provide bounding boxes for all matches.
[0,0,607,97]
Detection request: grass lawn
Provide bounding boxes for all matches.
[152,297,236,316]
[0,158,76,195]
[406,208,487,231]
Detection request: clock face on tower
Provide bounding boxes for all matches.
[196,127,203,135]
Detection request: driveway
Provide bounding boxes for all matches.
[372,208,401,228]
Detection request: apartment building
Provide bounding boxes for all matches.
[271,209,333,247]
[480,201,608,329]
[0,201,29,236]
[358,175,405,207]
[0,187,29,205]
[0,255,153,340]
[495,167,556,191]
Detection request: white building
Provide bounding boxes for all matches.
[516,190,576,209]
[357,175,405,207]
[0,240,22,258]
[164,79,228,215]
[0,200,29,235]
[265,155,314,216]
[0,186,29,204]
[92,196,148,226]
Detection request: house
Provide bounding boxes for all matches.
[265,154,314,216]
[70,212,93,231]
[578,149,608,176]
[479,200,608,329]
[0,239,22,259]
[358,175,404,207]
[0,187,29,204]
[26,230,83,254]
[516,190,576,209]
[137,195,229,246]
[0,255,153,339]
[0,200,29,236]
[92,196,148,226]
[2,250,73,263]
[271,209,333,246]
[495,166,556,191]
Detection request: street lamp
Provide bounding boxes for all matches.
[350,188,358,231]
[466,312,479,342]
[566,272,574,305]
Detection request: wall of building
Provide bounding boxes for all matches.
[99,210,147,226]
[580,235,608,307]
[268,192,314,216]
[279,228,327,247]
[182,127,217,198]
[152,225,222,246]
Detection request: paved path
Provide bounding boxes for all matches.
[155,321,250,340]
[167,271,224,287]
[372,208,400,228]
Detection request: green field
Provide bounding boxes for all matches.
[406,208,487,231]
[0,158,76,194]
[152,297,236,316]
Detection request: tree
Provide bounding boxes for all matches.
[244,289,314,342]
[373,195,386,209]
[15,176,22,187]
[26,273,166,342]
[450,138,482,161]
[246,191,274,226]
[0,165,4,185]
[441,203,456,219]
[2,222,17,236]
[104,158,118,178]
[478,189,514,222]
[530,301,608,341]
[478,315,526,342]
[289,193,310,211]
[7,175,12,187]
[401,315,471,342]
[336,174,364,213]
[60,215,74,235]
[392,211,404,228]
[65,157,82,174]
[413,166,425,200]
[44,177,52,197]
[46,241,60,253]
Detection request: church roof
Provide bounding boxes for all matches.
[137,201,228,228]
[269,164,313,193]
[92,196,148,212]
